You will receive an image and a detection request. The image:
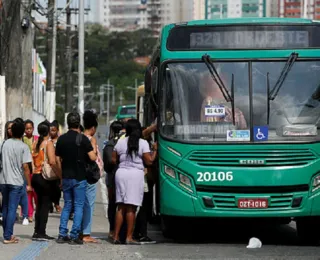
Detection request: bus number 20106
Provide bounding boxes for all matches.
[197,172,233,182]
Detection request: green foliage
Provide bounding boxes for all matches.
[84,24,157,111]
[35,23,157,117]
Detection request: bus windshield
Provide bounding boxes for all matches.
[160,61,320,143]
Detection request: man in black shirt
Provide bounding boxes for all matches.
[55,112,97,245]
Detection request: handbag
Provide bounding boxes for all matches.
[42,141,59,180]
[76,133,100,185]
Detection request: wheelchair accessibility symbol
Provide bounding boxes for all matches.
[253,126,268,141]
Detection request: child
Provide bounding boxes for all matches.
[22,120,38,223]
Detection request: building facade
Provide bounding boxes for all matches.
[205,0,267,19]
[193,0,206,20]
[97,0,193,34]
[98,0,148,32]
[278,0,319,20]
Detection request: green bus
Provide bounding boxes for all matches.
[144,18,320,244]
[115,104,136,121]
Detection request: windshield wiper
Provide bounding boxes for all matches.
[267,72,271,124]
[202,54,235,125]
[269,52,298,101]
[202,54,233,102]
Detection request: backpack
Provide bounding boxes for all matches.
[75,133,100,185]
[103,138,117,174]
[103,132,125,174]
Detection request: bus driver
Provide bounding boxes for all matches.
[199,73,248,129]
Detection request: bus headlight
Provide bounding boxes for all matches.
[179,174,192,187]
[164,165,176,179]
[312,175,320,192]
[179,174,193,193]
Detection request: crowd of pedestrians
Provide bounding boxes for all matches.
[0,110,158,245]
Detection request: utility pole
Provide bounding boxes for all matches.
[49,0,57,122]
[65,1,72,116]
[47,0,54,101]
[78,0,85,117]
[107,79,110,126]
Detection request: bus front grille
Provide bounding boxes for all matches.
[188,149,317,167]
[211,194,293,209]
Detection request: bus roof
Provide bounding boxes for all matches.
[165,18,318,29]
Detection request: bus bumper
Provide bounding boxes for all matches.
[160,177,320,218]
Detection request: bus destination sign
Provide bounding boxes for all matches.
[166,25,320,50]
[190,30,309,49]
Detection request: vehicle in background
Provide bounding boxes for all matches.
[115,104,136,121]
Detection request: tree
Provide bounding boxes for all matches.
[84,24,157,112]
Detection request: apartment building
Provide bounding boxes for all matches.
[194,0,206,20]
[97,0,193,34]
[279,0,319,20]
[205,0,267,19]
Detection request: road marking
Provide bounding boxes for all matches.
[12,241,49,260]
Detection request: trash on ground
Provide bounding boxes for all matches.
[246,237,262,248]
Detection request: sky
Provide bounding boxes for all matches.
[36,0,96,23]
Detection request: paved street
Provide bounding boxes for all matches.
[0,178,320,260]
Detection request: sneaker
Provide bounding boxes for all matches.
[69,238,83,245]
[138,236,156,244]
[22,218,29,226]
[32,234,55,241]
[56,236,71,244]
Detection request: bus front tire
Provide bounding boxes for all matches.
[296,217,320,245]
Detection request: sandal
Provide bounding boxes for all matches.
[82,236,99,243]
[113,239,121,245]
[126,239,141,245]
[55,206,61,213]
[4,237,19,244]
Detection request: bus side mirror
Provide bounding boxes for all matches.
[151,67,158,95]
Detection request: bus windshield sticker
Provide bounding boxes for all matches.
[253,126,269,141]
[276,124,318,136]
[174,123,234,135]
[205,105,225,117]
[227,130,250,141]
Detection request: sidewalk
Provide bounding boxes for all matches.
[0,180,112,260]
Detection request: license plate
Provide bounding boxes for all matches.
[238,198,268,209]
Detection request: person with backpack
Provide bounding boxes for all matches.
[81,110,103,243]
[103,121,125,241]
[55,112,97,245]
